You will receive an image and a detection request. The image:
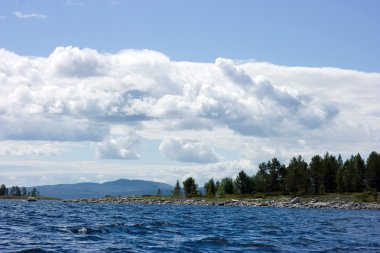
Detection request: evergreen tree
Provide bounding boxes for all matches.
[322,153,338,193]
[366,151,380,191]
[31,188,38,197]
[268,158,286,192]
[218,177,235,195]
[336,166,344,193]
[337,154,344,170]
[9,186,21,196]
[353,153,366,192]
[343,158,356,192]
[254,163,270,193]
[285,156,308,194]
[235,170,253,194]
[182,177,198,197]
[204,178,216,197]
[309,155,324,194]
[0,184,6,196]
[215,180,220,194]
[172,180,182,197]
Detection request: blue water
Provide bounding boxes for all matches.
[0,200,379,252]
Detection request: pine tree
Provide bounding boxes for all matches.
[322,153,338,193]
[353,153,366,192]
[254,163,270,193]
[309,155,323,194]
[218,177,235,196]
[0,184,6,196]
[235,170,253,194]
[215,180,220,194]
[285,156,308,194]
[172,180,182,197]
[182,177,198,197]
[343,158,356,192]
[204,178,216,197]
[268,158,286,192]
[336,167,344,193]
[366,151,380,191]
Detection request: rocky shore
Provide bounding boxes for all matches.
[67,196,380,210]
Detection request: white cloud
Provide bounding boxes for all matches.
[96,132,140,159]
[0,46,379,167]
[159,138,221,163]
[14,11,47,19]
[0,115,108,141]
[47,46,108,77]
[0,141,59,156]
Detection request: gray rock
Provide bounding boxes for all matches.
[290,197,302,204]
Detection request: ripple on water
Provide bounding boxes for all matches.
[0,201,379,252]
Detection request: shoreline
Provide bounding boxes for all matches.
[67,196,380,211]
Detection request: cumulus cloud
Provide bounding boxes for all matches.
[96,132,140,159]
[159,139,221,163]
[216,58,253,86]
[0,47,341,140]
[14,11,47,19]
[47,46,108,77]
[0,46,378,163]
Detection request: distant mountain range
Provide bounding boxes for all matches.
[27,179,173,200]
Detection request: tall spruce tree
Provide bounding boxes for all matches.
[285,156,308,194]
[343,158,356,192]
[172,180,182,197]
[367,151,380,191]
[322,153,338,193]
[353,153,366,192]
[235,170,253,194]
[204,178,216,197]
[255,163,270,193]
[309,155,324,194]
[336,166,345,193]
[267,158,286,192]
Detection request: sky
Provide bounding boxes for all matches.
[0,0,379,187]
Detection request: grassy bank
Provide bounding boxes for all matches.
[0,196,61,201]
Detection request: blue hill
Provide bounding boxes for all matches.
[28,179,173,200]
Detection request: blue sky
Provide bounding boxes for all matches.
[1,0,379,71]
[0,0,379,187]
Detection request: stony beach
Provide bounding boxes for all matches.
[67,196,380,210]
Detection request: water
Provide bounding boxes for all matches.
[0,200,379,252]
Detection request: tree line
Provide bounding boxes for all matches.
[0,185,39,197]
[172,151,380,197]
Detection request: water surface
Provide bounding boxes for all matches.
[0,200,379,252]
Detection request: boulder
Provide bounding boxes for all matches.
[290,197,302,204]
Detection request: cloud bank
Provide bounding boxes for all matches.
[0,46,379,168]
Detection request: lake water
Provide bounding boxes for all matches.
[0,200,379,252]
